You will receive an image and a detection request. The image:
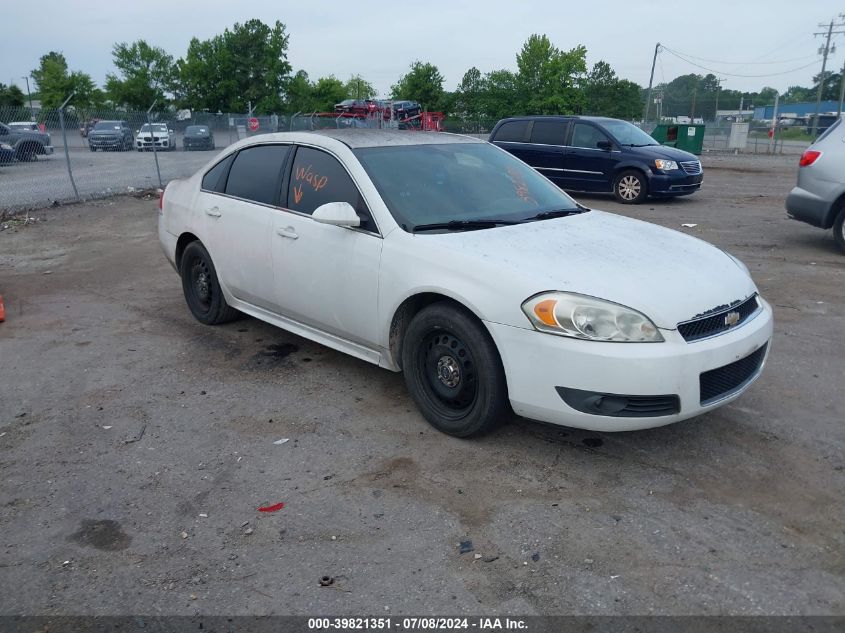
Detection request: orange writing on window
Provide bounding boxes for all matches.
[295,164,328,192]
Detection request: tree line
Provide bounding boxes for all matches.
[5,18,839,122]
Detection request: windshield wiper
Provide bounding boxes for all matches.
[412,219,520,232]
[623,143,658,147]
[523,206,589,222]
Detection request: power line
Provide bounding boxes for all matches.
[661,47,821,78]
[660,46,817,65]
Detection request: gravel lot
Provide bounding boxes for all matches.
[0,154,843,617]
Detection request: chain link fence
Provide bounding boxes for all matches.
[2,104,812,216]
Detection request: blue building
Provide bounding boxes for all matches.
[754,101,840,120]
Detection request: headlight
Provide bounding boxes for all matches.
[522,292,664,342]
[654,159,678,171]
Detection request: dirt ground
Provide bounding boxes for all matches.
[1,154,843,616]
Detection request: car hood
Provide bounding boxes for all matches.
[89,129,122,136]
[141,131,170,138]
[633,144,699,162]
[410,211,755,329]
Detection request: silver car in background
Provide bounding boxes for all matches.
[785,114,845,252]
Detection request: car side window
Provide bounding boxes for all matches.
[201,153,236,193]
[530,120,567,145]
[286,146,376,233]
[225,145,290,205]
[493,120,529,143]
[0,125,8,136]
[571,123,609,149]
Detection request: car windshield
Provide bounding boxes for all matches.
[186,126,208,134]
[601,120,658,146]
[94,121,121,130]
[9,123,35,130]
[140,124,168,132]
[354,142,582,231]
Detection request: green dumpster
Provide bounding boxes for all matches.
[649,123,705,155]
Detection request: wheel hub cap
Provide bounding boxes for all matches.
[436,355,461,388]
[619,176,640,200]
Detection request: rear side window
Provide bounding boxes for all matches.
[225,145,290,205]
[530,120,567,145]
[287,146,376,232]
[493,120,529,143]
[201,153,235,193]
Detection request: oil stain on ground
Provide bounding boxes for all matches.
[68,519,131,551]
[244,343,300,370]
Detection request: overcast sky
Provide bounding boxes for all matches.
[3,0,844,99]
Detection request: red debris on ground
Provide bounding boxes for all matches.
[258,502,285,513]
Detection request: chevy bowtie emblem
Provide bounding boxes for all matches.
[724,311,741,327]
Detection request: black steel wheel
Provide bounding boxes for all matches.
[179,241,240,325]
[402,303,509,437]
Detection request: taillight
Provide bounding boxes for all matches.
[158,188,164,213]
[799,150,822,167]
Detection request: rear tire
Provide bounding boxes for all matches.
[179,241,240,325]
[833,206,845,254]
[401,302,509,437]
[614,170,648,204]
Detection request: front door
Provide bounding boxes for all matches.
[272,145,383,347]
[562,122,618,192]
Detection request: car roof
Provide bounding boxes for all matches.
[499,115,619,123]
[301,129,483,148]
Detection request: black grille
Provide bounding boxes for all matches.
[680,160,702,175]
[700,343,768,405]
[678,295,759,342]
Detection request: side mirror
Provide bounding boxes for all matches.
[312,201,360,227]
[596,140,613,151]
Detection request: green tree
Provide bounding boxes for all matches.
[177,19,292,113]
[515,34,586,114]
[479,69,519,120]
[583,62,642,119]
[391,61,444,110]
[31,51,102,108]
[285,70,316,112]
[105,40,176,109]
[454,67,483,120]
[782,85,813,103]
[344,75,375,100]
[0,83,26,107]
[311,76,347,111]
[811,70,842,101]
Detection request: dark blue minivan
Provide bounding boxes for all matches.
[489,116,703,204]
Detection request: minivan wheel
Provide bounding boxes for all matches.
[179,241,240,325]
[614,170,648,204]
[833,206,845,253]
[401,303,509,437]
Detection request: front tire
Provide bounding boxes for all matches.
[179,241,240,325]
[614,170,648,204]
[401,303,509,437]
[833,206,845,253]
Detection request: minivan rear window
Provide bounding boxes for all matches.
[493,120,529,143]
[530,120,567,145]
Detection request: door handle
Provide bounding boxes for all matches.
[276,226,298,240]
[205,207,221,218]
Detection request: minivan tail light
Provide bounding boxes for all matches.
[799,150,822,167]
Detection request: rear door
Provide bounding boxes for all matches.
[272,145,383,347]
[198,144,290,312]
[523,119,569,187]
[562,122,618,192]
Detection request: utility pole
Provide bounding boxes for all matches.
[21,76,33,115]
[838,13,845,116]
[714,78,725,122]
[812,17,845,136]
[643,42,660,124]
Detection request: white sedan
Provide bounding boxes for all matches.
[158,130,772,437]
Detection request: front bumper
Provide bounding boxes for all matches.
[137,138,172,150]
[649,171,704,196]
[43,145,54,155]
[485,298,773,432]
